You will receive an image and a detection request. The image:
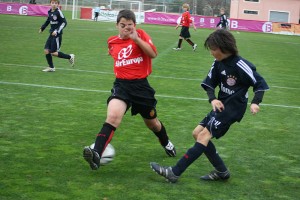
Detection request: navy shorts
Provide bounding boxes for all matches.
[44,34,62,53]
[180,26,191,39]
[199,110,236,139]
[107,78,158,119]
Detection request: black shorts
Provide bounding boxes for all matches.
[107,78,158,119]
[199,110,237,139]
[95,12,99,17]
[179,26,191,39]
[44,34,62,53]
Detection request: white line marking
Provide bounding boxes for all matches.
[1,63,300,88]
[1,81,299,109]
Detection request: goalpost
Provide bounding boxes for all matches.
[71,0,143,24]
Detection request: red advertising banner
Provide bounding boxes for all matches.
[0,3,49,16]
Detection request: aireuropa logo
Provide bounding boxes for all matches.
[118,45,133,60]
[19,6,28,15]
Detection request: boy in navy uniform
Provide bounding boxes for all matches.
[216,8,228,29]
[150,29,269,183]
[39,0,75,72]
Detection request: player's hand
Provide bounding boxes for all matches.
[250,103,260,115]
[51,31,57,36]
[211,99,224,112]
[39,29,42,33]
[193,26,197,31]
[129,27,139,41]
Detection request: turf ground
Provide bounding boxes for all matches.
[0,12,300,200]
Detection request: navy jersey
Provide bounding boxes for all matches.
[40,8,67,35]
[201,55,269,123]
[216,14,228,28]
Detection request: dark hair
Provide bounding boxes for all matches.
[117,10,136,24]
[204,29,238,56]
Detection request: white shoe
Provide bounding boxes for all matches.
[172,47,181,51]
[69,54,75,67]
[42,67,55,72]
[193,44,197,51]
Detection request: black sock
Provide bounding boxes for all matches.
[94,123,116,156]
[205,141,228,172]
[177,39,183,48]
[46,54,54,68]
[186,39,194,46]
[58,52,71,59]
[153,121,169,147]
[172,142,206,176]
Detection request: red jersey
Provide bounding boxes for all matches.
[180,11,193,27]
[107,29,157,80]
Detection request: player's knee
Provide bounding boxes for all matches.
[192,129,198,140]
[44,49,49,54]
[196,130,212,144]
[106,114,122,128]
[51,52,58,57]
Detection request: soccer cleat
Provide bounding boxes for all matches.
[83,146,100,170]
[42,67,55,72]
[164,140,176,157]
[150,162,179,183]
[172,47,181,51]
[69,54,75,67]
[200,169,230,181]
[193,44,198,51]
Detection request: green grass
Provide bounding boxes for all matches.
[0,12,300,200]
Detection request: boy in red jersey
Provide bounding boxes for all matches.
[173,3,197,51]
[83,9,176,170]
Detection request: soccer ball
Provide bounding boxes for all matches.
[90,143,116,165]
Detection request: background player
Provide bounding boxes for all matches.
[83,9,176,171]
[173,3,197,51]
[39,0,75,72]
[216,8,229,29]
[150,29,269,183]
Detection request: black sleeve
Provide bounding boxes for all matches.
[251,91,265,105]
[206,87,217,103]
[41,17,50,32]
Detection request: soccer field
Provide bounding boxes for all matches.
[0,13,300,200]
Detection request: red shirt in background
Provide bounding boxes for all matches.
[180,11,193,27]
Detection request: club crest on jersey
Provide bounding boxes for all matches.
[53,15,57,20]
[149,109,155,117]
[226,75,237,86]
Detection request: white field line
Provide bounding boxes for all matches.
[0,81,299,109]
[1,63,300,88]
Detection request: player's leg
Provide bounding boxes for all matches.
[200,140,230,180]
[185,37,197,51]
[173,28,185,50]
[192,124,229,179]
[51,35,75,67]
[151,128,211,182]
[83,98,127,170]
[42,36,55,72]
[131,82,176,157]
[143,117,176,157]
